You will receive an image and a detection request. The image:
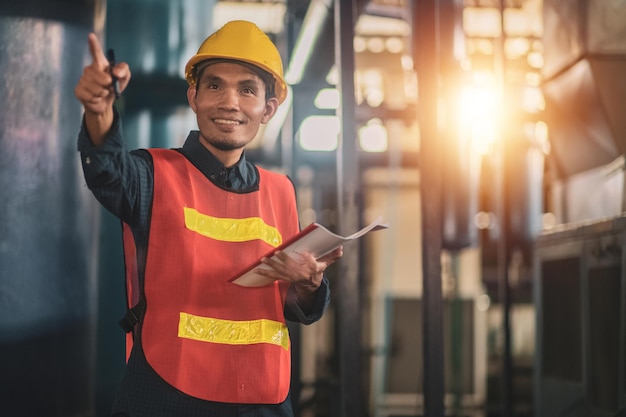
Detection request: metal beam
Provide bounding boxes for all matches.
[412,0,445,416]
[335,0,363,416]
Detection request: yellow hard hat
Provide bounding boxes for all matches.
[184,20,288,104]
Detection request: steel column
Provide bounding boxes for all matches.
[334,0,363,416]
[496,1,513,415]
[413,0,446,416]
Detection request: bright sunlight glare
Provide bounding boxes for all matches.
[457,76,501,155]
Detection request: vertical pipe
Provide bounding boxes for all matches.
[334,0,362,416]
[495,1,513,415]
[0,2,103,416]
[450,252,464,415]
[412,0,445,416]
[491,141,513,417]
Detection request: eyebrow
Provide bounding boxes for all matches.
[200,74,264,90]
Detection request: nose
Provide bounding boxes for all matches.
[217,88,240,110]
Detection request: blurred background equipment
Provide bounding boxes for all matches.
[1,0,626,416]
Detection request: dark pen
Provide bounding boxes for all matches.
[106,48,120,99]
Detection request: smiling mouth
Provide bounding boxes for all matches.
[213,118,241,126]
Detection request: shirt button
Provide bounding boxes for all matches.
[85,157,91,164]
[240,384,245,391]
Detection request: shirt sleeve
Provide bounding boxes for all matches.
[284,276,331,324]
[77,111,153,227]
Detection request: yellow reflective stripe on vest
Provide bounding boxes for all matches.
[183,207,282,247]
[178,312,289,351]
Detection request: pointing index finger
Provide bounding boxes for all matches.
[87,33,109,68]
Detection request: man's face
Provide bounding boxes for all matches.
[187,61,278,153]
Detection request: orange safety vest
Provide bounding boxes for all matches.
[122,148,299,404]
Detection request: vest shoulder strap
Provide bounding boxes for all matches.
[119,298,146,333]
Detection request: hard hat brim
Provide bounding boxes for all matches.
[185,54,288,104]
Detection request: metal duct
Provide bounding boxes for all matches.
[542,0,626,178]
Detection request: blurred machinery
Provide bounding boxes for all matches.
[534,1,626,416]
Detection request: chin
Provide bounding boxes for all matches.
[199,134,246,152]
[212,140,247,152]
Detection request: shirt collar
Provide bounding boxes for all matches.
[179,131,259,192]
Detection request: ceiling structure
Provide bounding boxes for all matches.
[209,0,546,166]
[175,0,626,182]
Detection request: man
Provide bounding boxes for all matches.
[74,20,342,417]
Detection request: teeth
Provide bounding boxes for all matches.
[214,119,239,125]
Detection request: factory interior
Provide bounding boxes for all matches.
[1,0,626,416]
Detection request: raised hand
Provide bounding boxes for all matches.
[74,33,131,144]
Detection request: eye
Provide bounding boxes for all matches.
[241,87,256,95]
[199,78,220,90]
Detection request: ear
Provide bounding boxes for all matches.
[187,86,198,113]
[261,97,279,124]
